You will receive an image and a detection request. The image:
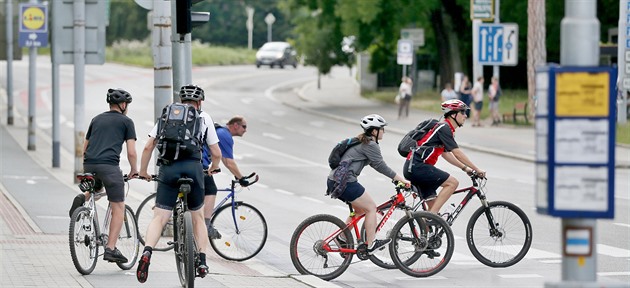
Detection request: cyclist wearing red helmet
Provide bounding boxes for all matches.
[403,99,486,215]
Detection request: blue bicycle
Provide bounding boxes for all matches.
[136,173,267,261]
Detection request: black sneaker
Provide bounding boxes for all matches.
[136,251,151,283]
[208,225,222,240]
[103,247,128,263]
[69,194,85,217]
[197,263,208,278]
[334,234,349,258]
[367,239,392,255]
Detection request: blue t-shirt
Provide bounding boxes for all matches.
[202,126,234,169]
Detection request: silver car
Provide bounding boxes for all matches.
[255,42,298,69]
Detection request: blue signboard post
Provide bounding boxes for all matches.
[535,66,616,219]
[477,23,518,66]
[18,3,48,48]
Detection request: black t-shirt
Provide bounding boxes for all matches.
[84,111,137,165]
[414,121,459,165]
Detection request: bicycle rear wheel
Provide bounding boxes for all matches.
[289,214,354,281]
[361,204,406,269]
[69,207,99,275]
[136,193,175,251]
[116,205,140,270]
[210,202,267,261]
[174,211,196,288]
[389,211,454,278]
[466,201,533,268]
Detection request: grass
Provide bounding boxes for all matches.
[363,88,630,145]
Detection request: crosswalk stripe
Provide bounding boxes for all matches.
[498,274,543,279]
[597,244,630,258]
[476,245,562,259]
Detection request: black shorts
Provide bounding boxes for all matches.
[474,101,483,111]
[155,160,205,211]
[403,161,449,200]
[204,174,218,196]
[326,179,365,203]
[83,163,125,202]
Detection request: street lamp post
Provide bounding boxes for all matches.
[246,6,254,49]
[265,13,275,42]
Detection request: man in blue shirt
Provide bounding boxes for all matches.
[202,116,250,239]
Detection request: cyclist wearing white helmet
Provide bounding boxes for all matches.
[404,100,486,217]
[326,114,410,255]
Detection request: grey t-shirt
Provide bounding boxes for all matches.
[84,111,137,165]
[328,139,397,183]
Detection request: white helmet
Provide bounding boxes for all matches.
[360,114,387,131]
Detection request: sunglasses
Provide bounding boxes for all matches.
[240,124,247,129]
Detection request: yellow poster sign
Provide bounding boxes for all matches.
[555,72,609,117]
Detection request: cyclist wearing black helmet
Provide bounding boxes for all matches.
[403,100,486,216]
[69,88,138,263]
[137,84,221,283]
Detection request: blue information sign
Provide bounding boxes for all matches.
[18,3,48,48]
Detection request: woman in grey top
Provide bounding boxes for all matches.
[326,114,410,254]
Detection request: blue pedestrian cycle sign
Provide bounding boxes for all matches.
[478,23,517,66]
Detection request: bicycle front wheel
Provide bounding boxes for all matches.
[69,207,99,275]
[289,214,354,281]
[136,193,175,251]
[389,211,454,278]
[467,201,533,268]
[210,202,267,261]
[116,205,140,270]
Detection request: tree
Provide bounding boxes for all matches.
[527,0,546,122]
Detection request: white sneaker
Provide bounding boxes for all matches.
[367,239,391,255]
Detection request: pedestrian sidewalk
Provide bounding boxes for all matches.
[286,68,630,169]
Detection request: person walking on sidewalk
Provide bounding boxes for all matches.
[398,76,413,119]
[201,116,252,240]
[440,83,458,102]
[488,76,502,126]
[69,88,138,263]
[403,100,486,217]
[326,114,411,254]
[471,76,485,127]
[136,84,222,283]
[458,75,473,117]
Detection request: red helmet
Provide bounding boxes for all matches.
[441,99,469,114]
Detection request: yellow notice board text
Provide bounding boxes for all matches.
[555,72,609,117]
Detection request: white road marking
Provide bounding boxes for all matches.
[271,110,286,116]
[301,196,324,204]
[597,272,630,276]
[274,189,294,196]
[262,132,283,140]
[613,223,630,228]
[597,244,630,258]
[498,274,543,279]
[395,276,448,281]
[477,246,561,259]
[37,216,67,220]
[310,121,325,127]
[255,183,269,189]
[539,259,562,264]
[144,120,155,127]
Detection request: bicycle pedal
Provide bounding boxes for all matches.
[167,241,175,245]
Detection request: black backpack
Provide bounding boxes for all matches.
[397,119,439,157]
[328,137,361,169]
[156,103,203,165]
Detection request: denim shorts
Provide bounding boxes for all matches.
[403,161,449,200]
[327,179,365,203]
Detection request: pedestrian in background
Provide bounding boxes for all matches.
[398,76,413,119]
[470,76,484,127]
[458,75,472,118]
[440,83,458,102]
[488,76,501,126]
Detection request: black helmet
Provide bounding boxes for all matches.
[106,88,132,104]
[180,84,205,102]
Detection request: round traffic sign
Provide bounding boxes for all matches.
[22,6,46,31]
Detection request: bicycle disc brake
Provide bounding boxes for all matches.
[356,243,369,260]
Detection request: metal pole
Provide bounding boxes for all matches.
[52,62,60,167]
[560,0,598,282]
[6,0,14,125]
[472,19,482,82]
[493,0,500,78]
[171,0,184,102]
[74,0,86,177]
[153,0,172,121]
[267,23,271,42]
[27,0,38,151]
[618,0,629,123]
[246,6,254,50]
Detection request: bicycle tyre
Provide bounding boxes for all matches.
[116,205,140,270]
[389,211,454,278]
[210,202,268,261]
[183,212,195,288]
[466,201,533,268]
[361,204,406,269]
[69,207,99,275]
[289,214,354,281]
[136,193,175,252]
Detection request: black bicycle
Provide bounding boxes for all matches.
[68,174,140,275]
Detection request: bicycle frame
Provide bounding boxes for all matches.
[212,173,259,234]
[322,190,409,256]
[442,175,489,226]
